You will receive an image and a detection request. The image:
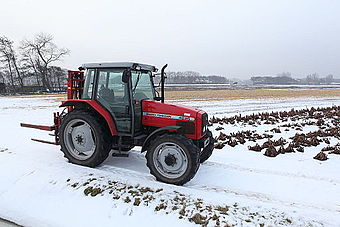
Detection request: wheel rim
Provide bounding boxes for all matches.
[63,119,96,160]
[153,142,188,179]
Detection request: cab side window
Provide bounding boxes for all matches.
[82,69,95,99]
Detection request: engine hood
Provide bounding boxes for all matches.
[142,100,207,140]
[142,100,202,120]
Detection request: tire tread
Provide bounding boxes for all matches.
[146,134,200,185]
[59,110,112,167]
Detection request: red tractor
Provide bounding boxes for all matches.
[21,62,214,185]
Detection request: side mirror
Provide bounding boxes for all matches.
[122,69,131,83]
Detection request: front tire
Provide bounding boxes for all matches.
[200,130,214,163]
[59,110,112,167]
[146,134,200,185]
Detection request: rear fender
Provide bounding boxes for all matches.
[141,126,181,152]
[60,100,118,136]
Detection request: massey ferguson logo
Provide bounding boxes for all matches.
[143,112,195,121]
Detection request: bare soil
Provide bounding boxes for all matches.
[5,88,340,101]
[165,88,340,100]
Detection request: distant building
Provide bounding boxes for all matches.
[20,85,45,93]
[333,78,340,84]
[251,75,298,85]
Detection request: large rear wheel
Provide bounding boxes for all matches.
[146,134,200,185]
[59,110,112,167]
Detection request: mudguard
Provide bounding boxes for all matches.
[60,100,118,136]
[141,126,181,152]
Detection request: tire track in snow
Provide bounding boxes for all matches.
[186,184,340,214]
[203,161,340,185]
[110,151,340,185]
[98,161,340,215]
[99,152,340,215]
[0,218,20,227]
[98,164,155,182]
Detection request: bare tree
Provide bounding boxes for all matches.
[0,36,24,90]
[48,66,67,91]
[21,48,41,86]
[277,72,292,78]
[325,74,334,84]
[306,73,320,84]
[0,71,5,83]
[21,33,69,90]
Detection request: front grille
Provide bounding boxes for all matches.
[202,113,208,134]
[176,121,195,134]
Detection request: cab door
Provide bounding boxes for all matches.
[95,68,132,133]
[131,70,155,133]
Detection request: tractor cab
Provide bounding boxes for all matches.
[80,62,157,135]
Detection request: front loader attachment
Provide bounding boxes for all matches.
[20,112,61,145]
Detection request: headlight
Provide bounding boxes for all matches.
[202,113,208,134]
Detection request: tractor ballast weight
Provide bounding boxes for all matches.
[21,62,214,185]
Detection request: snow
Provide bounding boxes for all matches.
[1,95,340,226]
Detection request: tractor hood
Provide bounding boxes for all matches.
[142,100,207,139]
[142,100,202,120]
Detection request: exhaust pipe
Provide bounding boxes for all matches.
[161,64,168,103]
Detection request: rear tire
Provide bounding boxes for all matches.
[59,110,112,167]
[146,134,200,185]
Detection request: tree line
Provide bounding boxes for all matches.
[0,33,69,93]
[164,71,229,84]
[251,72,337,85]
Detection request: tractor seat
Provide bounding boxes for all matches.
[98,86,115,105]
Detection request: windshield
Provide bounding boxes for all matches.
[131,70,154,100]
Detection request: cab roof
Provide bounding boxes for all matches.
[81,62,157,72]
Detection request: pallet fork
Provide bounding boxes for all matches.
[20,112,61,145]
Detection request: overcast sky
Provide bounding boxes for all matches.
[1,0,339,78]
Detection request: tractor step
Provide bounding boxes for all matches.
[133,134,147,145]
[112,152,129,157]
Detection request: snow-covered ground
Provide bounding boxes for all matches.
[0,95,340,227]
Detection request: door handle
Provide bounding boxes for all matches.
[125,105,130,114]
